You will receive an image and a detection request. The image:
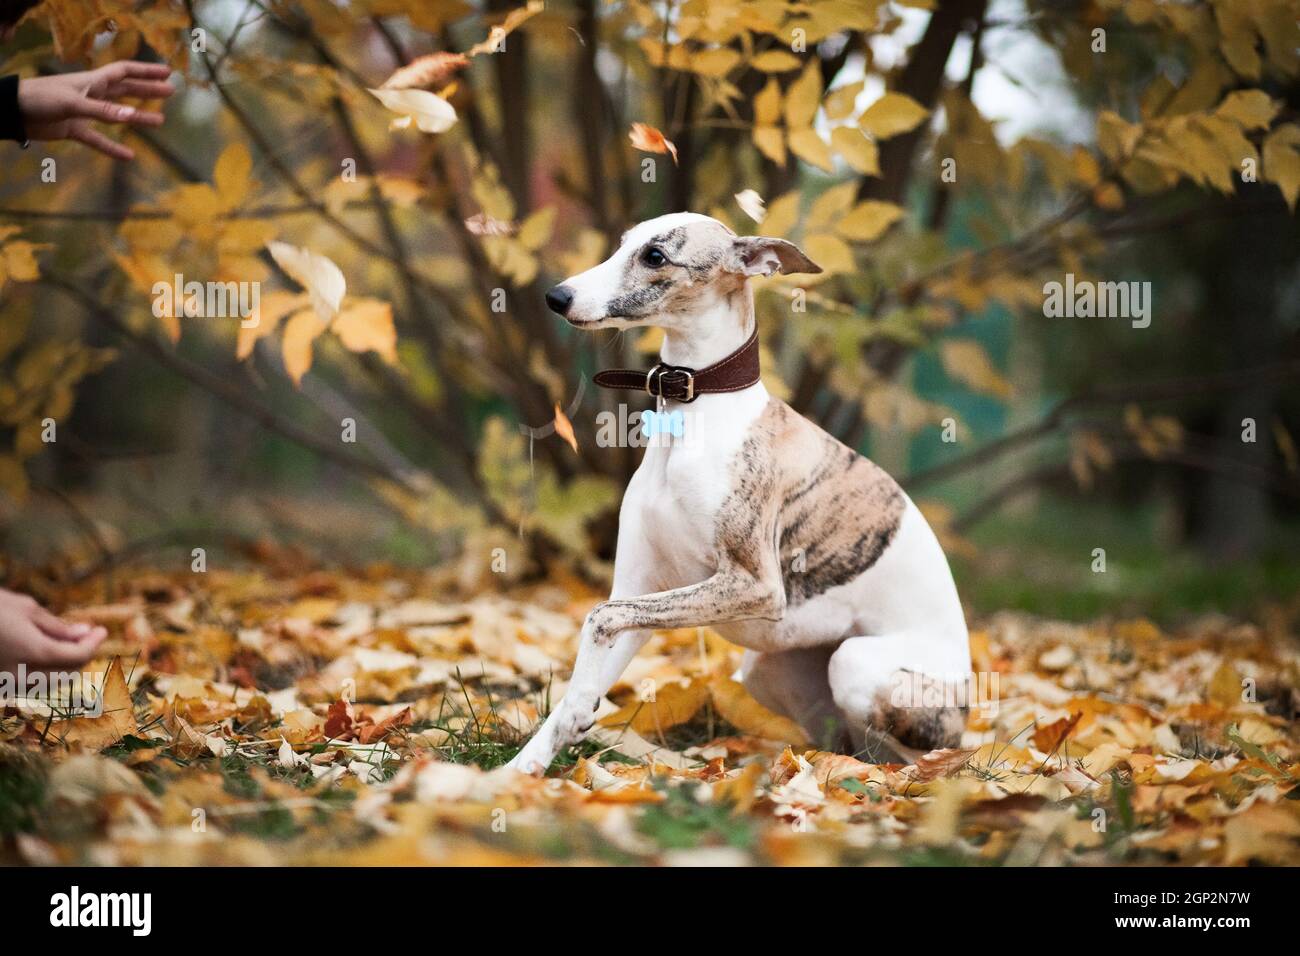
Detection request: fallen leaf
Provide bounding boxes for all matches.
[58,658,138,750]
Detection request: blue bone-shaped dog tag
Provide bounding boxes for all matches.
[641,409,685,438]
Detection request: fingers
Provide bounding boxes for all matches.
[107,79,176,100]
[32,607,104,643]
[27,628,107,668]
[76,97,164,127]
[120,61,173,80]
[70,126,136,161]
[98,60,173,83]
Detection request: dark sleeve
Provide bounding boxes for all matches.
[0,75,28,143]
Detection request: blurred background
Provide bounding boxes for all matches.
[0,0,1298,625]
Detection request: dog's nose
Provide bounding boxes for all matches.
[545,284,575,316]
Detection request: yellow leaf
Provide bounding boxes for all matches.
[806,181,858,232]
[600,680,708,735]
[801,233,855,274]
[1071,145,1101,186]
[788,128,833,172]
[830,126,880,175]
[213,142,253,213]
[266,241,346,322]
[282,309,328,386]
[708,676,808,745]
[823,80,863,123]
[783,60,822,128]
[752,125,786,166]
[1263,124,1300,211]
[236,290,310,360]
[690,47,741,77]
[166,183,223,236]
[332,298,397,363]
[750,49,801,73]
[1215,90,1279,131]
[517,206,556,251]
[761,191,800,237]
[835,200,904,242]
[940,338,1013,399]
[1097,111,1142,164]
[753,77,782,126]
[859,92,930,140]
[2,240,45,282]
[375,175,426,206]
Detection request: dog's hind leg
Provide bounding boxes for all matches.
[827,634,970,764]
[739,646,849,751]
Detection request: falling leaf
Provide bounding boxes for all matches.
[734,189,766,223]
[553,403,578,453]
[628,122,678,164]
[379,52,470,90]
[464,212,516,236]
[367,87,457,133]
[466,0,544,58]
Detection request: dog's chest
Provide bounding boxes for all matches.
[626,390,770,586]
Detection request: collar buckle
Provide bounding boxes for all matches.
[645,364,697,403]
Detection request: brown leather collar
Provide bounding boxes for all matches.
[593,327,759,403]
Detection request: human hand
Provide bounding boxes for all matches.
[0,587,106,672]
[16,60,173,159]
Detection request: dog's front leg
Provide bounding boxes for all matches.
[508,566,783,774]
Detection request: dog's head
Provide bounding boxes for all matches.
[544,212,821,330]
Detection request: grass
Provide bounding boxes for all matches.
[954,496,1300,623]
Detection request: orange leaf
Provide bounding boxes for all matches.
[553,403,578,453]
[1032,711,1082,754]
[379,52,470,90]
[629,122,678,164]
[58,658,138,750]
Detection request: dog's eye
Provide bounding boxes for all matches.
[641,247,668,268]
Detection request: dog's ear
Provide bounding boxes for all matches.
[729,236,823,277]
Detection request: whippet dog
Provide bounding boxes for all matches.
[506,212,971,774]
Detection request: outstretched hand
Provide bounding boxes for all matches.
[16,60,173,160]
[0,587,106,672]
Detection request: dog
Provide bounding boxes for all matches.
[506,212,971,774]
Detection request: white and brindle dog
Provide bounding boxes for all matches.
[506,212,971,775]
